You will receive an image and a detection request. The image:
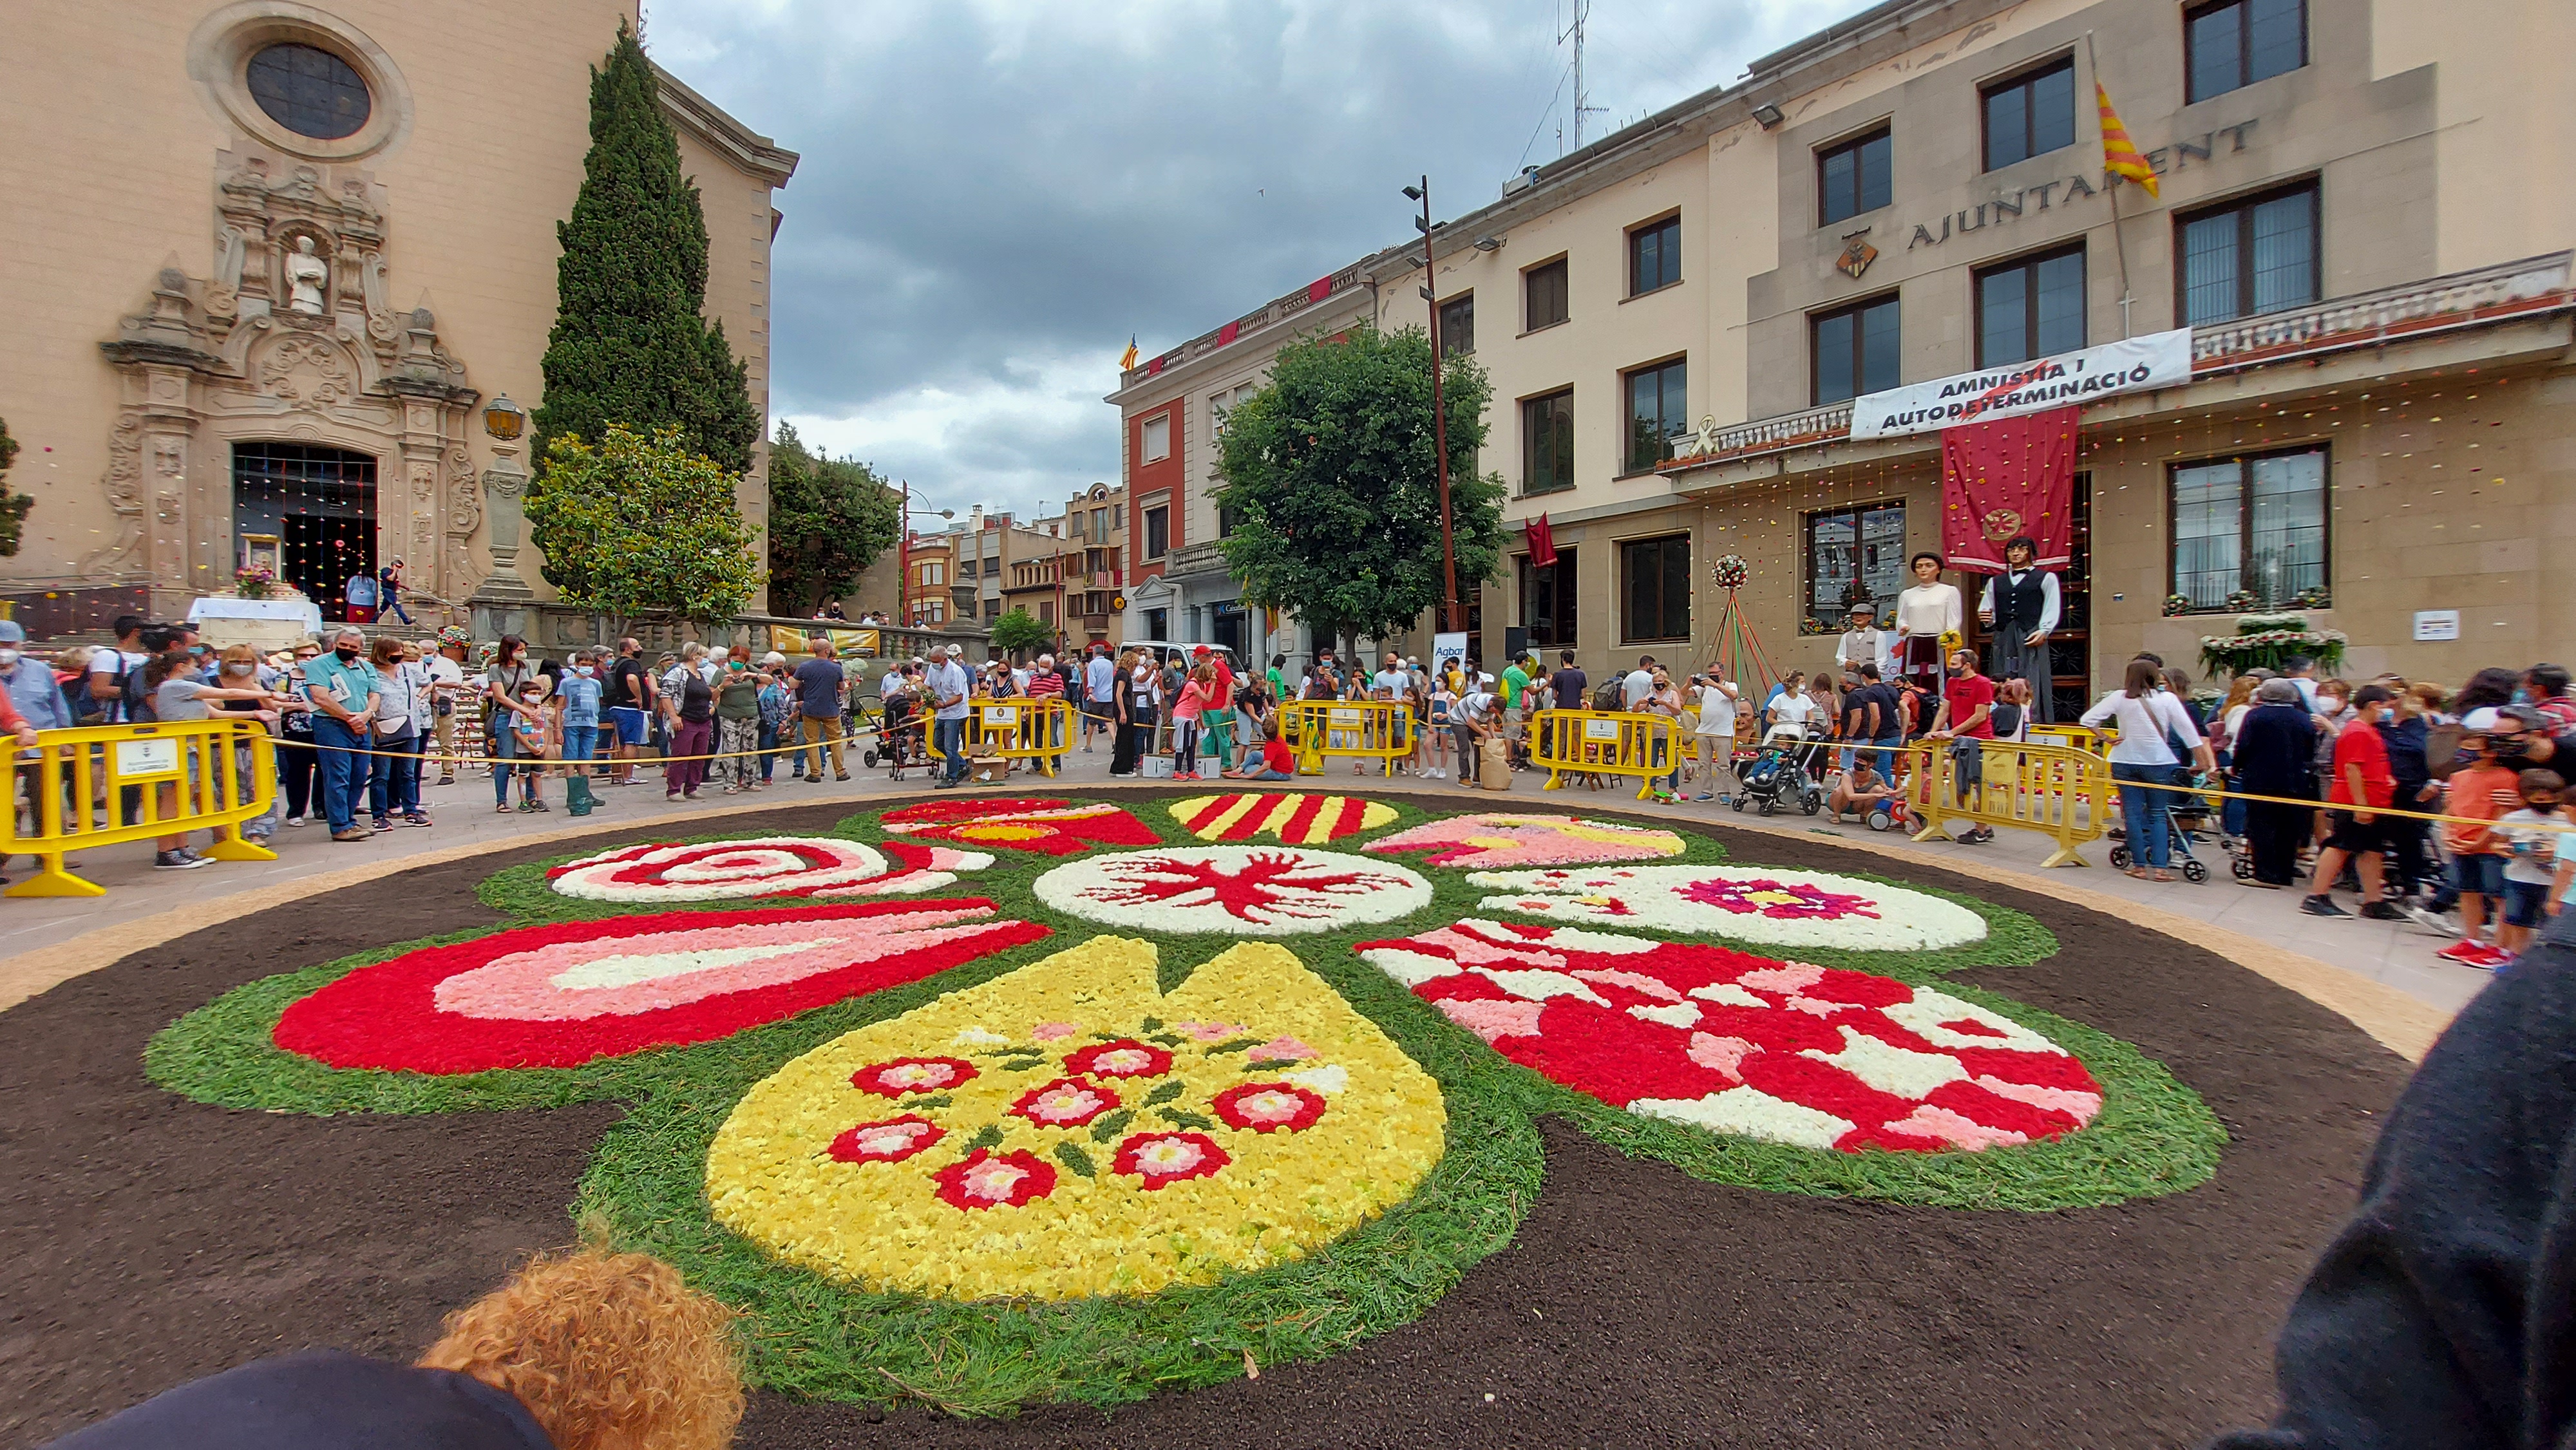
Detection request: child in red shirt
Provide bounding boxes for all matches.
[2441,731,2523,966]
[2304,685,2401,919]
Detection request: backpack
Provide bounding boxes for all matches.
[1591,679,1625,712]
[121,656,156,723]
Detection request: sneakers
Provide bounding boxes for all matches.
[285,814,305,827]
[154,849,211,870]
[330,828,372,842]
[2358,901,2409,922]
[2402,903,2459,936]
[2298,894,2351,918]
[2437,939,2510,969]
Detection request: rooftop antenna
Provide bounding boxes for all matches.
[1561,0,1608,151]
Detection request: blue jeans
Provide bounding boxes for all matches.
[2112,760,2173,868]
[757,720,780,781]
[934,715,967,781]
[1872,733,1904,779]
[383,592,413,625]
[368,734,422,820]
[562,723,598,764]
[492,722,527,805]
[310,717,365,833]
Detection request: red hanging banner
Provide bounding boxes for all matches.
[1524,513,1557,568]
[1939,405,2078,573]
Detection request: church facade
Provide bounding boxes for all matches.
[0,0,794,632]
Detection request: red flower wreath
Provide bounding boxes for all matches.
[827,1114,945,1164]
[932,1149,1058,1210]
[850,1056,979,1098]
[1112,1131,1231,1188]
[1212,1081,1328,1134]
[1063,1039,1173,1080]
[1009,1077,1121,1129]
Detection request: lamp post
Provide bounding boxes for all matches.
[1404,178,1460,635]
[897,486,954,628]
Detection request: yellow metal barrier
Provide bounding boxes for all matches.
[2027,723,2113,756]
[1278,699,1414,777]
[1904,738,2110,868]
[1528,709,1683,800]
[967,697,1077,777]
[4,718,279,897]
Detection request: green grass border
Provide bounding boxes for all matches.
[141,790,2221,1413]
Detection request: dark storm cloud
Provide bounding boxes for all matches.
[648,0,1868,516]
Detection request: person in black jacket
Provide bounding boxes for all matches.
[2231,678,2320,888]
[2379,684,2439,903]
[2210,911,2576,1450]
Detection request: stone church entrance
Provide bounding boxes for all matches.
[232,442,377,621]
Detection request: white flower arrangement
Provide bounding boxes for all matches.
[1464,864,1987,952]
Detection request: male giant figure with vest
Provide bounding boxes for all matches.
[1978,534,2059,724]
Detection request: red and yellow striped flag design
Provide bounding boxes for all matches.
[1169,793,1397,845]
[2095,83,2158,198]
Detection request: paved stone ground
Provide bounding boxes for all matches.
[0,735,2490,1019]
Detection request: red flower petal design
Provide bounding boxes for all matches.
[270,901,1047,1075]
[1062,1039,1173,1080]
[827,1114,945,1164]
[1111,1131,1231,1187]
[931,1149,1057,1210]
[851,1056,980,1098]
[1212,1081,1328,1133]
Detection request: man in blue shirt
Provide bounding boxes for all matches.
[928,643,974,787]
[1083,645,1116,752]
[0,621,75,731]
[300,625,382,840]
[790,637,848,782]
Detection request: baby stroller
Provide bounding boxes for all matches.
[865,690,929,780]
[2108,768,2219,882]
[1730,725,1826,817]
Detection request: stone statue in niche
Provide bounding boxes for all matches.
[283,236,329,315]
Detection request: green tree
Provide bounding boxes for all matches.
[1213,326,1504,655]
[531,21,759,501]
[525,424,761,623]
[0,418,28,558]
[766,422,900,616]
[988,607,1053,655]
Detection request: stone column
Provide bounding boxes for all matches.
[471,442,534,639]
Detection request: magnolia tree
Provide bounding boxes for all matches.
[525,424,761,625]
[1211,326,1504,657]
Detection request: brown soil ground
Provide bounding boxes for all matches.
[0,793,2411,1449]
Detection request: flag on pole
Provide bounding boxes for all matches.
[1119,337,1139,372]
[2095,84,2157,198]
[1524,514,1558,568]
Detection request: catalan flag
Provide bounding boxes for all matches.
[1169,793,1396,844]
[2095,83,2158,198]
[1119,335,1139,372]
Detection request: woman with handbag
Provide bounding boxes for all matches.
[365,636,433,830]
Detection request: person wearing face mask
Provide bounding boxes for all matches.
[363,636,431,832]
[486,636,545,816]
[506,678,555,811]
[712,655,762,795]
[0,621,76,735]
[301,626,383,842]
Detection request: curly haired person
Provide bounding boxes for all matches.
[41,1245,742,1450]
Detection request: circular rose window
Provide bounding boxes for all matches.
[247,42,370,140]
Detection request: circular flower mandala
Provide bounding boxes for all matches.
[1009,1077,1119,1127]
[852,1057,978,1097]
[1213,1082,1329,1133]
[1035,846,1432,936]
[1063,1039,1173,1079]
[548,837,990,903]
[828,1115,945,1164]
[1467,864,1985,951]
[933,1149,1057,1210]
[1114,1131,1231,1188]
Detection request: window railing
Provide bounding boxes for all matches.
[1656,252,2573,473]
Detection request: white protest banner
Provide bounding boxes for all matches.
[1846,329,2192,440]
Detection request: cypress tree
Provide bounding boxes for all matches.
[532,23,758,487]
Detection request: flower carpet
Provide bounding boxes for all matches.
[72,786,2401,1445]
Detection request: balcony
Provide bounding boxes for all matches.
[1167,540,1229,578]
[1654,251,2575,475]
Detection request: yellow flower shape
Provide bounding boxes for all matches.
[706,934,1446,1301]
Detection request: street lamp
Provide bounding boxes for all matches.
[1405,177,1461,635]
[896,480,954,627]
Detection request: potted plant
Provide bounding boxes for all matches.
[234,565,276,600]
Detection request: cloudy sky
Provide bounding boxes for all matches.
[648,0,1871,520]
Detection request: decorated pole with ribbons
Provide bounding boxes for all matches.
[1701,554,1781,695]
